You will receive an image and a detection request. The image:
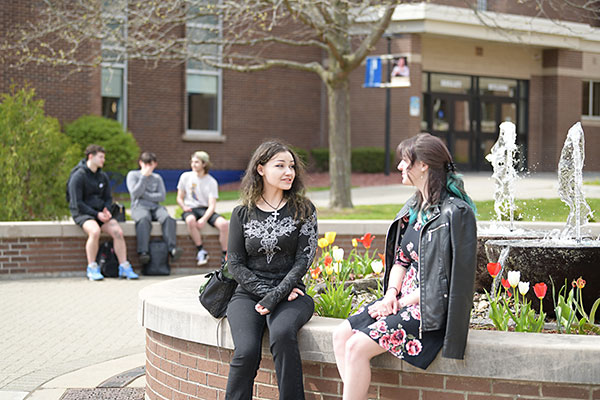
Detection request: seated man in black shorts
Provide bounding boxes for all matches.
[176,151,229,266]
[68,144,137,280]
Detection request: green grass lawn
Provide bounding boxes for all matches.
[115,190,600,222]
[315,198,600,221]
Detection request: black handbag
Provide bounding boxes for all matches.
[110,203,126,222]
[198,263,237,318]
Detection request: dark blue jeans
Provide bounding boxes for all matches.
[225,288,314,400]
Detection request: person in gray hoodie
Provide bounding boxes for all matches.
[126,152,183,266]
[68,144,137,281]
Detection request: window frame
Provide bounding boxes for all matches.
[100,6,128,128]
[184,8,224,142]
[582,80,600,120]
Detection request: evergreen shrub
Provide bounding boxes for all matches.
[311,147,330,172]
[64,115,139,185]
[310,147,394,173]
[0,86,79,221]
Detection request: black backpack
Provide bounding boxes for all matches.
[96,241,119,277]
[143,240,170,275]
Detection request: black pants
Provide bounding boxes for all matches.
[225,288,314,400]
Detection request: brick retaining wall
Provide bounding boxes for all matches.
[145,329,600,400]
[0,222,226,277]
[0,221,388,278]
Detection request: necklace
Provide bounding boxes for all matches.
[261,195,283,217]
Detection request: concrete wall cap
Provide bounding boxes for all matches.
[139,275,600,385]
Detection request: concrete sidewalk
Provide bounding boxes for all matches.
[0,276,177,400]
[2,171,600,400]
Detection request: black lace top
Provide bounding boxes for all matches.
[227,201,318,311]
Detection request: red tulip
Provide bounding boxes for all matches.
[501,278,511,290]
[487,262,501,278]
[576,277,586,289]
[324,255,333,267]
[533,282,547,299]
[378,253,385,263]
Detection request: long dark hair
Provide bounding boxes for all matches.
[240,140,311,220]
[396,133,476,223]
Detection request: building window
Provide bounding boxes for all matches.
[185,1,222,140]
[582,80,600,117]
[477,0,487,11]
[101,67,124,122]
[101,3,127,127]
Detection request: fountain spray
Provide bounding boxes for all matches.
[557,122,592,242]
[485,121,518,230]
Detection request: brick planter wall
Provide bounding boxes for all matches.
[0,221,388,278]
[0,222,226,277]
[145,329,600,400]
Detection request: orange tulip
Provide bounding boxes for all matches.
[378,253,385,264]
[501,278,511,290]
[575,277,586,289]
[487,262,501,278]
[324,255,333,267]
[357,233,375,249]
[310,266,322,279]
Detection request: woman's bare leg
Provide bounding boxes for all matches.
[342,331,386,400]
[332,320,354,381]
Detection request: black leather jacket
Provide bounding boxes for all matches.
[383,193,477,359]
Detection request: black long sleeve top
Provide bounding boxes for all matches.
[227,201,318,311]
[68,159,112,219]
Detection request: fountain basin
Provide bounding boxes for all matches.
[485,238,600,316]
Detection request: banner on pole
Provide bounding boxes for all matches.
[364,54,411,88]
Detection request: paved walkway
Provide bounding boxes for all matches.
[2,171,600,400]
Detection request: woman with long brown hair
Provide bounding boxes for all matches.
[332,133,477,399]
[226,140,318,399]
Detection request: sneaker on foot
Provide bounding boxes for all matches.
[139,252,151,265]
[196,249,209,266]
[87,264,104,281]
[119,263,139,280]
[170,247,183,262]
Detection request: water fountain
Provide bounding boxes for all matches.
[485,121,519,230]
[484,122,600,311]
[475,122,544,290]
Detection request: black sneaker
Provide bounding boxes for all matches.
[170,247,183,262]
[139,252,151,265]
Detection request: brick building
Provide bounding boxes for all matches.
[2,1,600,183]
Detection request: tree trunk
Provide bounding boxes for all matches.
[327,79,353,209]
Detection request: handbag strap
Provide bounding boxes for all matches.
[215,317,226,362]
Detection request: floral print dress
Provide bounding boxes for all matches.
[347,217,444,370]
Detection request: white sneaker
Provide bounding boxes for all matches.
[196,249,209,266]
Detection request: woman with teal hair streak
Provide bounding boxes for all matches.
[333,133,478,400]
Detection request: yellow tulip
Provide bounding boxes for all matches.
[324,231,337,245]
[352,238,358,247]
[325,265,334,275]
[318,238,329,248]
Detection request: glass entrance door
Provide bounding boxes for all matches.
[431,95,473,170]
[477,100,517,170]
[422,72,527,171]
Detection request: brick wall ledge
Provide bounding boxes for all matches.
[3,220,600,238]
[3,221,600,280]
[139,275,600,388]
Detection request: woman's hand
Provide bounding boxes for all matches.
[287,287,304,302]
[368,295,398,319]
[255,304,270,315]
